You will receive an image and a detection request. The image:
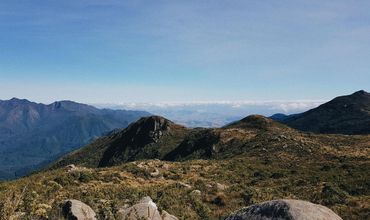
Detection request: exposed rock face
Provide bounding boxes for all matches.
[161,210,178,220]
[62,200,97,220]
[98,116,187,167]
[224,199,342,220]
[118,196,178,220]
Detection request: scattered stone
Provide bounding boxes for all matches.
[137,162,146,168]
[62,199,97,220]
[190,190,202,196]
[216,183,228,190]
[65,164,76,171]
[161,164,170,170]
[224,199,342,220]
[150,168,160,177]
[118,196,178,220]
[176,182,192,189]
[65,164,88,173]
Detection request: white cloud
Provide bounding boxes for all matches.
[95,100,325,114]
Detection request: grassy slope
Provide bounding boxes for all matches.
[1,116,369,219]
[0,152,369,219]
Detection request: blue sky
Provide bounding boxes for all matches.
[0,0,370,103]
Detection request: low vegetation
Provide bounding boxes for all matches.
[1,115,369,219]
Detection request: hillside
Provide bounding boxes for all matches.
[272,90,370,135]
[0,98,150,179]
[52,115,292,168]
[52,114,360,167]
[1,115,369,219]
[50,116,188,169]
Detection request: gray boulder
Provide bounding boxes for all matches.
[62,199,97,220]
[224,199,342,220]
[118,196,178,220]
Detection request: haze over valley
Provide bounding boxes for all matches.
[96,100,324,127]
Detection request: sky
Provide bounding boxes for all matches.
[1,0,370,104]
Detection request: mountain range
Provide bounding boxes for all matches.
[0,98,150,179]
[271,90,370,135]
[0,91,369,219]
[15,111,370,219]
[50,111,370,172]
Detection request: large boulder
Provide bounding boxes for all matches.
[62,199,97,220]
[224,199,342,220]
[118,196,178,220]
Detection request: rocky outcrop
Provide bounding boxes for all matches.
[62,199,97,220]
[118,196,178,220]
[65,164,89,173]
[98,116,187,167]
[224,199,342,220]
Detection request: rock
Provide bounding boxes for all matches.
[161,210,178,220]
[65,164,76,172]
[62,199,97,220]
[161,164,170,170]
[176,182,192,189]
[137,162,146,168]
[216,183,228,190]
[190,190,202,196]
[150,168,160,177]
[205,184,213,188]
[224,199,342,220]
[65,164,88,173]
[118,196,178,220]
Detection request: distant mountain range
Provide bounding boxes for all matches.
[1,91,370,219]
[2,90,369,180]
[0,98,150,179]
[271,90,370,135]
[51,90,370,169]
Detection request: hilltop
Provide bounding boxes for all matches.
[52,114,366,168]
[50,115,297,168]
[272,90,370,134]
[50,116,188,169]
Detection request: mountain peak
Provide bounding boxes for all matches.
[7,97,32,104]
[351,90,369,97]
[124,116,185,142]
[135,115,176,130]
[226,114,285,131]
[96,116,186,167]
[50,100,88,108]
[278,90,370,135]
